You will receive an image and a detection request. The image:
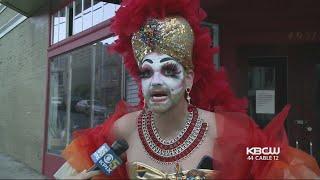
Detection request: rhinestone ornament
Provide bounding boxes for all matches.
[131,16,194,70]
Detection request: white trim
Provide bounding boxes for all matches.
[0,14,27,39]
[0,5,6,14]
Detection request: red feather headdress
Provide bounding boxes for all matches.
[110,0,248,112]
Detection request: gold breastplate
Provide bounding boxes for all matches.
[128,162,219,179]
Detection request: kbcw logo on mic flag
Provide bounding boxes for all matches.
[91,143,123,175]
[246,147,280,161]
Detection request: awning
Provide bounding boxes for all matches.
[0,0,49,17]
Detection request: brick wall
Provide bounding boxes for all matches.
[0,7,48,172]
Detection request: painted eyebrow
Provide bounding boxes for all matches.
[160,57,175,63]
[142,59,153,64]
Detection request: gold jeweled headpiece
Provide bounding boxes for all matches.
[131,16,194,70]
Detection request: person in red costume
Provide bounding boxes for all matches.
[54,0,320,179]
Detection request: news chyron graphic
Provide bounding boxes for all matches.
[246,147,280,161]
[91,143,122,175]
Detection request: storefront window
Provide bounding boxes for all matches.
[47,54,70,154]
[47,36,124,154]
[69,45,92,135]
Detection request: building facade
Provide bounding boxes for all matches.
[202,0,320,163]
[0,3,48,172]
[0,0,319,178]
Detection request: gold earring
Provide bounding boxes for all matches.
[186,88,191,105]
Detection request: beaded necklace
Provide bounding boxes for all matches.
[137,106,208,164]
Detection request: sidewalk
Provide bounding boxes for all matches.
[0,153,46,179]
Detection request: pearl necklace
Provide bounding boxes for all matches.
[137,106,208,164]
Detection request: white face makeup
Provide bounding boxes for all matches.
[140,52,186,113]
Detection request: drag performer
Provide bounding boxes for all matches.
[54,0,320,179]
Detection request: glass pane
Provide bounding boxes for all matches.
[73,17,82,34]
[47,54,70,154]
[58,9,67,41]
[93,2,104,25]
[74,0,82,16]
[102,3,118,21]
[52,12,59,44]
[53,12,59,25]
[73,0,83,34]
[70,46,92,136]
[93,0,101,5]
[47,37,125,154]
[93,37,123,126]
[126,73,139,105]
[83,0,92,10]
[53,25,59,44]
[83,0,92,30]
[248,66,276,127]
[115,3,120,11]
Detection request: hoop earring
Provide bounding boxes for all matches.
[186,88,191,105]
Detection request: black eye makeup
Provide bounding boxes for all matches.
[139,66,153,79]
[161,63,181,78]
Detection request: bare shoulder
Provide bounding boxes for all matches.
[197,108,215,124]
[113,110,141,141]
[197,108,217,140]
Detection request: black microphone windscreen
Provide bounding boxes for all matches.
[111,139,129,156]
[197,156,213,170]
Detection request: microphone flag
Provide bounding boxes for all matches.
[90,143,123,175]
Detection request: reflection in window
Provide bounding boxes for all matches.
[94,41,123,125]
[126,73,139,105]
[47,36,125,154]
[47,54,70,154]
[70,46,92,134]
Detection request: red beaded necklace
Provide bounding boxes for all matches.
[137,106,208,164]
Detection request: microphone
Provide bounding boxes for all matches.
[197,156,213,170]
[88,139,129,175]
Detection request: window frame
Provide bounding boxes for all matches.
[43,0,124,177]
[50,0,120,44]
